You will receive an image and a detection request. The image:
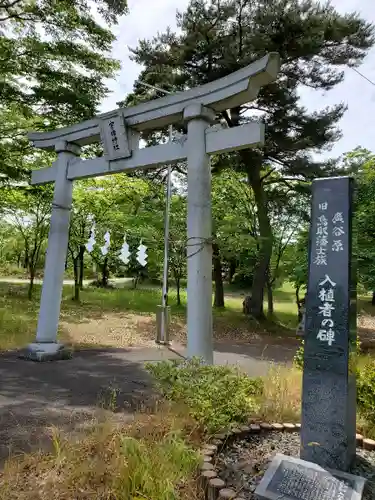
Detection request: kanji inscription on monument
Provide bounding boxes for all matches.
[255,454,365,500]
[301,176,356,471]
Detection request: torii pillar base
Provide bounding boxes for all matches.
[20,342,72,362]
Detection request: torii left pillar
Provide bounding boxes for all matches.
[26,141,81,361]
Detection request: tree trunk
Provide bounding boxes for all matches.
[372,291,375,306]
[176,275,181,306]
[266,269,273,317]
[93,262,98,281]
[213,242,225,308]
[296,285,302,320]
[229,110,272,319]
[133,272,140,289]
[296,284,301,307]
[74,282,80,301]
[228,259,237,284]
[73,257,80,301]
[245,165,273,319]
[24,248,29,269]
[28,269,35,300]
[101,256,109,287]
[78,245,85,290]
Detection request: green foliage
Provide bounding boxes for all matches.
[283,230,309,295]
[293,340,305,370]
[119,432,199,500]
[0,106,49,183]
[1,0,128,121]
[146,358,263,433]
[1,183,53,297]
[168,195,187,304]
[212,169,258,286]
[349,150,375,292]
[357,358,375,422]
[67,175,165,290]
[0,0,128,181]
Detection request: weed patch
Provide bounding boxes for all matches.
[147,358,263,433]
[0,406,201,500]
[256,364,302,422]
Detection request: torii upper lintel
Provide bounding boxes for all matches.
[28,52,280,151]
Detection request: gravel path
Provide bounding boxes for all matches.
[217,432,375,499]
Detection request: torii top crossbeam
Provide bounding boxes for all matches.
[29,52,279,150]
[26,53,280,364]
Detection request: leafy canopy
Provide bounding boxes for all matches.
[1,0,128,124]
[0,0,128,182]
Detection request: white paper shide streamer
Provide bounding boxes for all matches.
[119,235,131,265]
[100,231,111,256]
[136,241,148,267]
[85,222,96,254]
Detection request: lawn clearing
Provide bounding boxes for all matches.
[1,280,375,352]
[0,281,299,351]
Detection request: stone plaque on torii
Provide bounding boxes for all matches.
[27,52,280,362]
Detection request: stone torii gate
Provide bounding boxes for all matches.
[27,52,280,362]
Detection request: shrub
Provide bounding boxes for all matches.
[357,357,375,422]
[293,340,304,369]
[146,358,263,433]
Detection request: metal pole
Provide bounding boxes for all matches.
[137,80,172,343]
[162,126,173,309]
[159,126,173,342]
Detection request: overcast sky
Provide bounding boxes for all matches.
[101,0,375,160]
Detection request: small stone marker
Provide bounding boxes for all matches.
[254,454,366,500]
[301,177,357,471]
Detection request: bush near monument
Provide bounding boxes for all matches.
[146,358,263,433]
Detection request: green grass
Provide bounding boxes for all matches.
[0,404,202,500]
[0,279,316,351]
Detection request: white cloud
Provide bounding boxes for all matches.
[101,0,375,159]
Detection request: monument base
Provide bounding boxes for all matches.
[21,342,72,362]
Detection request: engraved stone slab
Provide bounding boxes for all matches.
[255,454,365,500]
[301,176,356,471]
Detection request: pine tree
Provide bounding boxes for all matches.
[126,0,374,318]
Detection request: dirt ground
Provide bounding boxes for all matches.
[61,309,375,350]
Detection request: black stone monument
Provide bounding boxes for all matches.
[301,176,356,471]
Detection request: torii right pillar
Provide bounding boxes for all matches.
[184,103,215,364]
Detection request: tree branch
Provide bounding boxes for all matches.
[260,169,276,182]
